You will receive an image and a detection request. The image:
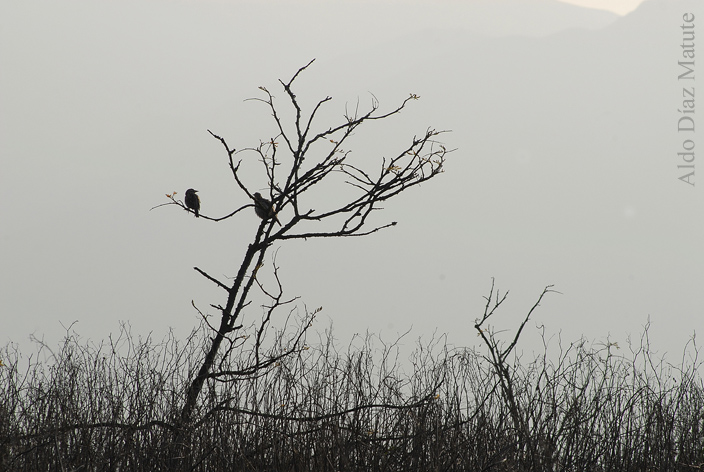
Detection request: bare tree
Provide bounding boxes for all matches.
[474,279,557,470]
[170,60,449,438]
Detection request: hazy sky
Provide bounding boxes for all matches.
[1,0,701,363]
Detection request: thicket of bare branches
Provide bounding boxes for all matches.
[1,286,703,471]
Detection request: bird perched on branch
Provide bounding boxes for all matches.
[184,188,200,217]
[253,192,281,226]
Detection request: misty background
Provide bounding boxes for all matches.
[1,0,701,360]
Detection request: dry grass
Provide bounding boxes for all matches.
[1,319,702,472]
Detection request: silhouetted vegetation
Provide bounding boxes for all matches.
[2,294,702,471]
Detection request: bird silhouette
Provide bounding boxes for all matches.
[184,189,200,217]
[253,192,281,226]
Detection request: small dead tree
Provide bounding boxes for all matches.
[167,60,449,436]
[474,279,556,470]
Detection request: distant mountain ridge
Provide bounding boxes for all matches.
[277,0,620,39]
[416,0,620,37]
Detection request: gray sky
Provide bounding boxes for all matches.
[1,0,701,361]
